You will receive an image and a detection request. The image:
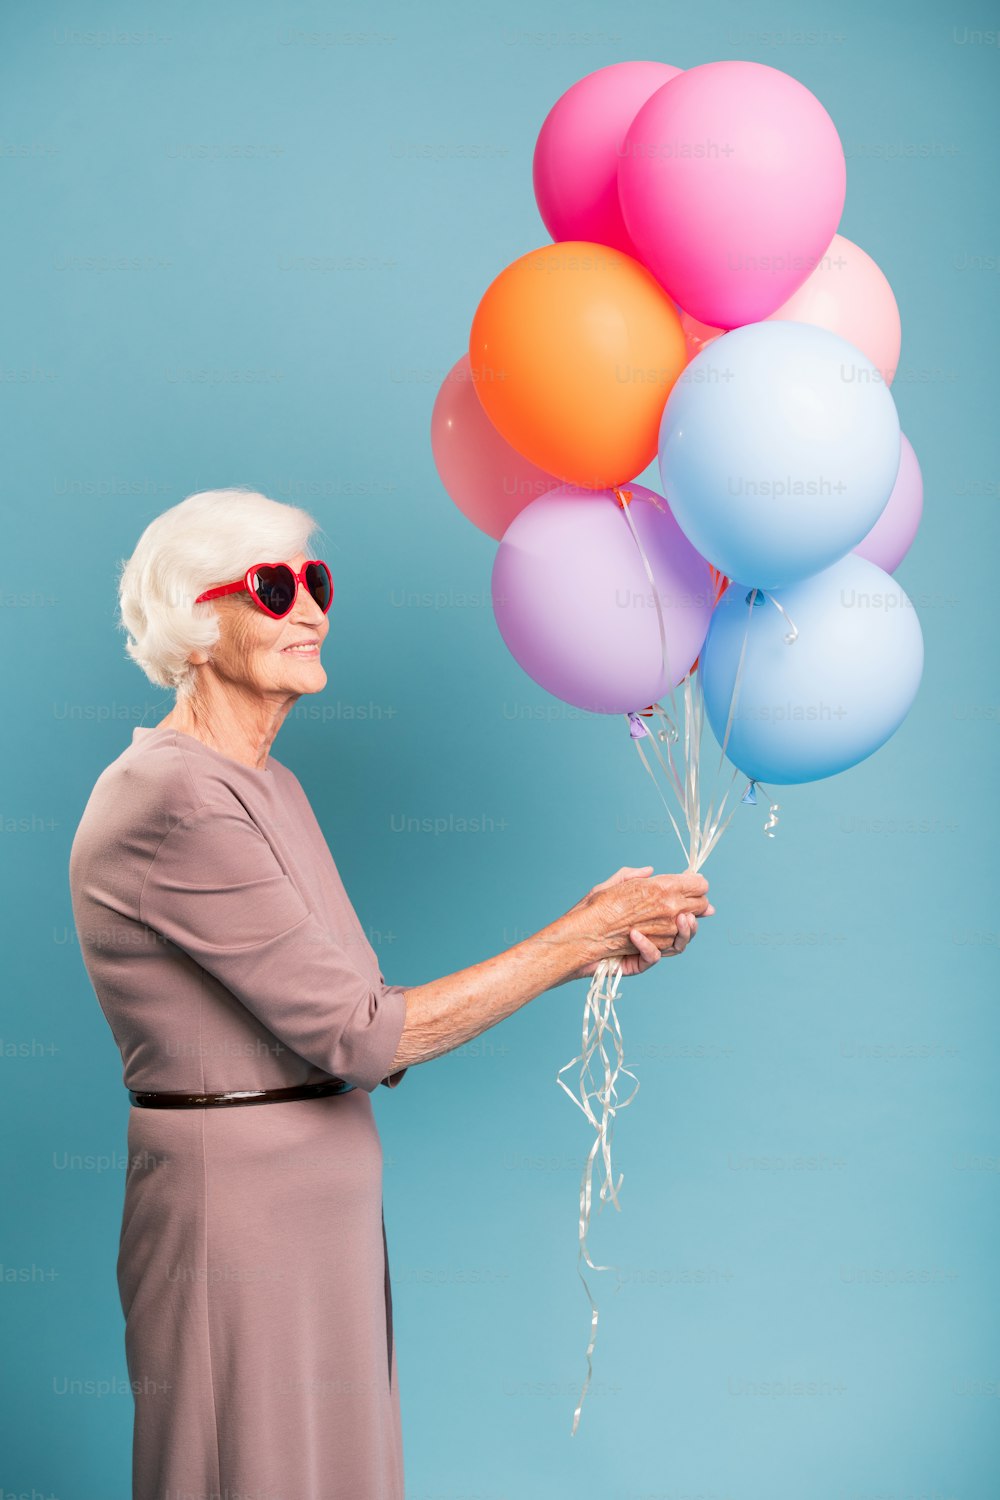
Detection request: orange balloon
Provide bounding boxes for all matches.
[469,241,686,490]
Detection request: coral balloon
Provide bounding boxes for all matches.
[469,242,687,489]
[491,484,715,714]
[852,434,923,573]
[658,321,902,590]
[689,566,729,673]
[618,60,847,328]
[767,234,901,385]
[680,309,723,362]
[700,554,923,784]
[431,355,565,540]
[533,60,682,256]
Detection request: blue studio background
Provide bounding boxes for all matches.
[1,2,997,1496]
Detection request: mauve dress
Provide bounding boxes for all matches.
[68,725,411,1500]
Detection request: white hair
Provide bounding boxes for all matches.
[118,487,324,699]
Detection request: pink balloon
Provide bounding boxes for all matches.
[491,483,714,715]
[618,60,847,329]
[853,434,922,573]
[431,355,564,540]
[767,234,901,384]
[533,61,682,257]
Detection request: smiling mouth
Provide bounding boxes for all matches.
[281,643,321,656]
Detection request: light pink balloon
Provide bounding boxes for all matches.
[853,434,922,573]
[767,233,901,384]
[431,355,564,540]
[533,60,682,257]
[618,60,847,329]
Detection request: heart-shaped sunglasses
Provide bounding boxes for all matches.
[195,560,333,620]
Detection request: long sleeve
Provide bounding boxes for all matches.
[137,801,409,1093]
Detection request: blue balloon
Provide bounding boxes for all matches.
[700,553,923,785]
[658,321,902,590]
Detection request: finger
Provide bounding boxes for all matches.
[682,895,712,917]
[629,927,660,965]
[669,914,690,954]
[650,871,710,898]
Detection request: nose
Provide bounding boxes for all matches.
[290,576,328,627]
[292,590,322,620]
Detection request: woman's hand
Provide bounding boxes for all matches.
[561,864,715,982]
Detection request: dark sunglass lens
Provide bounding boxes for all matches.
[252,565,295,616]
[305,562,332,613]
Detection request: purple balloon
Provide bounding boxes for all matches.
[491,483,715,714]
[853,433,922,573]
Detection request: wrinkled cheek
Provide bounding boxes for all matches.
[220,612,280,689]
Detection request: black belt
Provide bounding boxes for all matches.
[128,1078,356,1108]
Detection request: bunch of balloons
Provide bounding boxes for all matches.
[432,58,923,817]
[432,60,928,1440]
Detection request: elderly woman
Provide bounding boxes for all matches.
[68,487,713,1500]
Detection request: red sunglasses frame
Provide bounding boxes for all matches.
[194,560,334,620]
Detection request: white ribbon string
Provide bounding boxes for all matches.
[761,588,799,644]
[615,489,689,754]
[617,492,759,871]
[555,956,639,1435]
[557,492,795,1435]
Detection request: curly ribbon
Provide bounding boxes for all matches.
[557,490,800,1435]
[556,955,639,1436]
[762,590,799,645]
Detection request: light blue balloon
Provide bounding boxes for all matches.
[658,321,902,590]
[700,553,923,785]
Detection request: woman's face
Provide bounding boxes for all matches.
[198,552,330,700]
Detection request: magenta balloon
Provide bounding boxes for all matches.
[618,60,847,328]
[491,483,715,714]
[533,60,682,257]
[431,354,564,540]
[853,434,923,573]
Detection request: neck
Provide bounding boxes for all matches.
[158,682,298,772]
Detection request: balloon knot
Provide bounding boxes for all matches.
[627,711,650,740]
[745,588,765,607]
[741,780,758,805]
[613,488,633,509]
